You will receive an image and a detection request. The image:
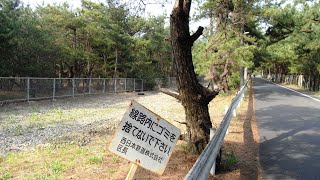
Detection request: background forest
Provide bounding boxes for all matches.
[0,0,319,91]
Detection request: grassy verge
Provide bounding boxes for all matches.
[0,135,132,180]
[281,84,320,97]
[0,92,239,179]
[1,106,123,128]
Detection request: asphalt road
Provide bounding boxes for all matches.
[253,78,320,179]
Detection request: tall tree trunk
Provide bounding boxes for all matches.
[208,9,214,36]
[114,48,118,78]
[170,0,218,154]
[103,52,107,76]
[219,58,230,93]
[70,27,80,78]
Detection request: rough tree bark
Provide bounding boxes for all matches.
[220,58,230,93]
[170,0,219,154]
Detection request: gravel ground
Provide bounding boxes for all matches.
[0,119,111,154]
[0,92,185,155]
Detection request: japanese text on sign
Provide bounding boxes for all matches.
[108,100,181,175]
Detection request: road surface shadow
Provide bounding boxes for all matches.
[254,78,320,179]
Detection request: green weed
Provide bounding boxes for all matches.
[29,113,40,122]
[35,175,55,180]
[112,155,120,163]
[12,125,23,136]
[89,155,103,164]
[0,171,13,180]
[224,151,238,168]
[49,161,63,174]
[178,143,194,154]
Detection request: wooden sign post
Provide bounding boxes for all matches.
[125,163,138,180]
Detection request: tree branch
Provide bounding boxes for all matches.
[173,119,188,125]
[301,29,313,33]
[160,88,181,101]
[201,85,219,104]
[219,58,230,79]
[190,26,204,45]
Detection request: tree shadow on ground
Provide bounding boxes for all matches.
[215,81,260,180]
[132,142,199,179]
[253,78,320,179]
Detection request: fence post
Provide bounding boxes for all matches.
[27,77,30,102]
[72,78,75,97]
[210,128,216,176]
[125,78,127,92]
[133,79,136,92]
[89,78,92,95]
[114,78,117,93]
[103,79,106,93]
[53,78,56,100]
[141,80,144,92]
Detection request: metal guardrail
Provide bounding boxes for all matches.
[0,77,144,103]
[184,80,249,180]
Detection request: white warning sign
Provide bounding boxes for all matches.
[108,100,181,175]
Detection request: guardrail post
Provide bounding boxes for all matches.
[27,77,30,102]
[238,97,241,108]
[225,105,229,135]
[52,78,56,100]
[210,128,217,176]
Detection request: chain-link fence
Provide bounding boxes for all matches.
[0,77,144,103]
[154,77,177,90]
[154,76,209,90]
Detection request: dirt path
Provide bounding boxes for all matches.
[239,81,260,179]
[214,80,261,180]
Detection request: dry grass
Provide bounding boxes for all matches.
[282,84,320,97]
[0,90,258,180]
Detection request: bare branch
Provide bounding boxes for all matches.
[173,119,188,125]
[160,88,181,101]
[190,26,204,44]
